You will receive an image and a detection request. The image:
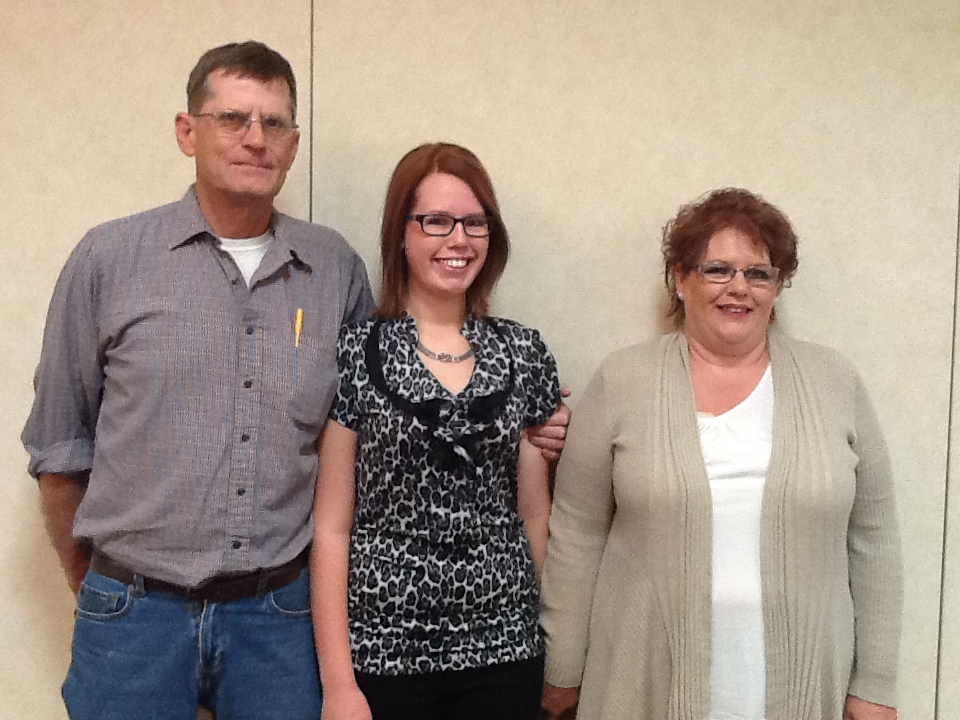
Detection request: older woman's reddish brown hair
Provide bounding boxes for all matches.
[662,187,799,322]
[376,143,509,319]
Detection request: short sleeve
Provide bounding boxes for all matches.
[328,323,367,430]
[518,327,562,428]
[343,253,376,325]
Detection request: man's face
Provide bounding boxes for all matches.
[176,69,299,206]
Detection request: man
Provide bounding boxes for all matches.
[23,41,566,720]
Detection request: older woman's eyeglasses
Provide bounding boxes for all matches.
[191,110,298,140]
[407,213,491,238]
[695,261,780,286]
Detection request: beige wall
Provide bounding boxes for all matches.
[3,1,958,717]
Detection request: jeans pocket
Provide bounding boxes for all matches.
[75,571,133,621]
[267,569,311,617]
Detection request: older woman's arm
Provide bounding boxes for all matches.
[540,363,618,710]
[845,370,903,713]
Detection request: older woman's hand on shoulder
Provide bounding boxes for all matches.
[844,695,897,720]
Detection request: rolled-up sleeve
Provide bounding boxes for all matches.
[22,236,104,478]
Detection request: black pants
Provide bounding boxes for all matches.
[355,655,544,720]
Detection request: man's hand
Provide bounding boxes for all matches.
[528,388,572,463]
[541,683,580,720]
[38,473,91,594]
[844,695,896,720]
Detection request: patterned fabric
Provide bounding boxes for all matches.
[331,315,561,675]
[22,187,376,586]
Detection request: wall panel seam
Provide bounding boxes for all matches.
[308,0,315,222]
[935,162,960,719]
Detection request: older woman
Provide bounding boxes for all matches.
[540,188,902,720]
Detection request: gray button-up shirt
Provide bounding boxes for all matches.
[22,188,375,586]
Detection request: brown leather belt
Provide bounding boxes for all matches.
[89,549,309,603]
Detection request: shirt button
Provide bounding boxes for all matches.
[231,277,239,285]
[243,380,253,389]
[246,326,254,335]
[241,433,250,442]
[237,487,246,496]
[232,541,242,550]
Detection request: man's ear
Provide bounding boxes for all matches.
[281,128,301,171]
[175,112,197,158]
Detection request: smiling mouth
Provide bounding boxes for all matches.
[438,258,469,268]
[717,303,751,314]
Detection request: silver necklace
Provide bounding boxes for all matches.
[416,340,475,363]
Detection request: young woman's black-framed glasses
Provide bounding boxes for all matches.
[407,213,491,238]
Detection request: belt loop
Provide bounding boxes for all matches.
[255,568,270,597]
[131,573,147,596]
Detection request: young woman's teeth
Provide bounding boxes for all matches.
[442,259,467,268]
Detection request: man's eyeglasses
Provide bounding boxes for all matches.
[191,110,298,141]
[407,213,491,238]
[695,261,780,286]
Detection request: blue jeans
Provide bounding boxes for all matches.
[63,568,321,720]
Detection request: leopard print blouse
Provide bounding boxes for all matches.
[330,314,561,675]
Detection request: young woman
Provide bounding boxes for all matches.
[311,143,561,720]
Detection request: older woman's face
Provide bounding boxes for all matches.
[674,227,778,356]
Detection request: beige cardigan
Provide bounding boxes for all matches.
[541,332,902,720]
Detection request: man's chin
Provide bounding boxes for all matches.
[225,183,284,201]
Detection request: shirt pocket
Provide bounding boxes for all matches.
[291,336,337,430]
[265,326,338,433]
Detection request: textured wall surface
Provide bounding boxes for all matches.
[2,2,958,717]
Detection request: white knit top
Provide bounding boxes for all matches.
[699,365,773,720]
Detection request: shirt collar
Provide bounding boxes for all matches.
[167,186,313,271]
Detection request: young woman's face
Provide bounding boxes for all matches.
[404,172,489,304]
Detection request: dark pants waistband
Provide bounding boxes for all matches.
[89,549,309,602]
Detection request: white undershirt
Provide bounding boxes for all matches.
[218,231,273,286]
[698,365,773,720]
